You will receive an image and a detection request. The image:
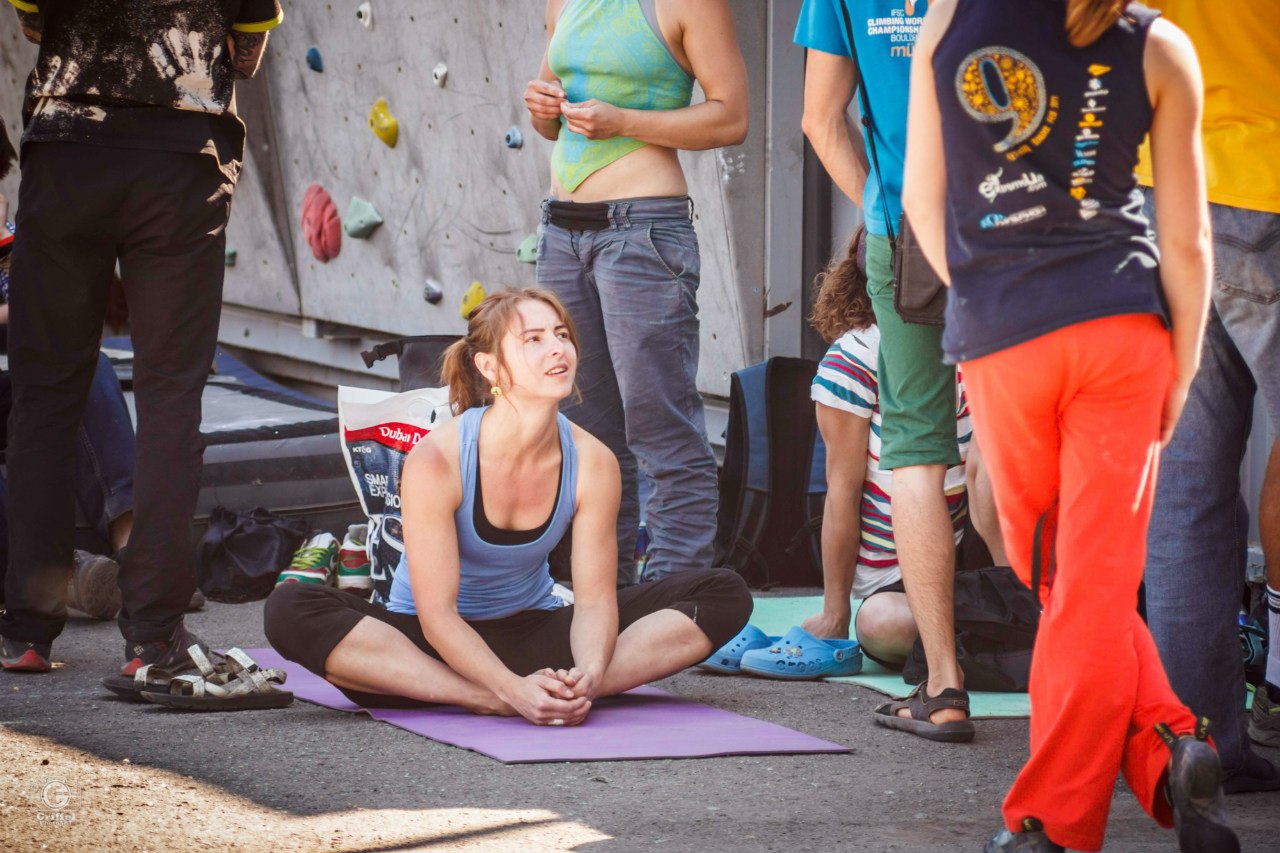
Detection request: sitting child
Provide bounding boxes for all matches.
[803,232,976,668]
[265,289,751,725]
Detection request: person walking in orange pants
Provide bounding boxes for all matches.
[904,1,1237,851]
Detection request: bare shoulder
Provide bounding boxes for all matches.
[547,0,568,28]
[403,419,462,500]
[917,0,958,49]
[1144,17,1201,102]
[663,0,733,32]
[568,423,620,507]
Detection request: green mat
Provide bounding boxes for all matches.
[748,595,1031,720]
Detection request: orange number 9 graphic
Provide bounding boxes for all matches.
[955,48,1047,153]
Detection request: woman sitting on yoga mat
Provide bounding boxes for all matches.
[265,289,751,725]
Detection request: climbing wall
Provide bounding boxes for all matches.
[0,2,769,395]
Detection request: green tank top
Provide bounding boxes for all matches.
[547,0,694,192]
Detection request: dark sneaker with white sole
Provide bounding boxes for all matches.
[1157,719,1240,853]
[1247,684,1280,749]
[984,818,1064,853]
[1,635,53,672]
[101,621,211,700]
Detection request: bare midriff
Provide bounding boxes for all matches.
[550,144,688,203]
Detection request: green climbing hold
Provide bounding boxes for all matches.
[460,281,486,320]
[224,247,237,267]
[516,233,538,264]
[344,197,384,239]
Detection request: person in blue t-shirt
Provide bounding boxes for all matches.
[795,0,973,744]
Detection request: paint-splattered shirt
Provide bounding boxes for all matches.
[8,0,283,172]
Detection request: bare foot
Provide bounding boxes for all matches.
[800,610,851,640]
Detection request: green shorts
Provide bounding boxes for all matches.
[865,233,961,470]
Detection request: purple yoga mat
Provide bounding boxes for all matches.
[246,648,850,764]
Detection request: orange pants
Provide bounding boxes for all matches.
[963,315,1198,853]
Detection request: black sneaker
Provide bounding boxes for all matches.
[984,818,1064,853]
[1157,720,1240,853]
[1,635,53,673]
[119,621,207,678]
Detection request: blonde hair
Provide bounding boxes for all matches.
[1065,0,1125,47]
[809,226,874,344]
[439,288,581,413]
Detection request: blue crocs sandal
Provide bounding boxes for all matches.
[698,624,779,674]
[739,626,863,680]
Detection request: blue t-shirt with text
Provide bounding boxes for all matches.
[794,0,927,236]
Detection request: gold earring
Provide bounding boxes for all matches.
[491,385,502,398]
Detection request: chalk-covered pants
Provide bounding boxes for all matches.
[537,196,717,583]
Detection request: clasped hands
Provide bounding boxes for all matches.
[505,666,599,727]
[524,79,625,140]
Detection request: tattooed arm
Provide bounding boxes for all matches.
[227,30,269,80]
[16,9,42,44]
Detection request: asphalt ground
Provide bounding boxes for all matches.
[2,596,1278,853]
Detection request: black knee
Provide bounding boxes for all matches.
[262,581,326,663]
[690,567,753,650]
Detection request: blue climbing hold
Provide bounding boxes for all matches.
[305,47,324,73]
[504,127,524,149]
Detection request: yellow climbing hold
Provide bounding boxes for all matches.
[460,281,486,320]
[368,97,399,148]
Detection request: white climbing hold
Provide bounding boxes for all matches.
[432,63,448,87]
[356,2,373,29]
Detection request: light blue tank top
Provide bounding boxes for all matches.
[384,406,577,620]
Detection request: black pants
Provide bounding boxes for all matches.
[264,567,753,709]
[1,143,233,645]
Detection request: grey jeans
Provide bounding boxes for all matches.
[537,196,717,582]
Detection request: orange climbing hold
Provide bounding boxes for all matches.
[369,97,399,148]
[301,184,342,263]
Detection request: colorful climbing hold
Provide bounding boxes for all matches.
[422,279,444,305]
[344,197,384,239]
[305,47,324,73]
[356,2,373,29]
[460,281,486,320]
[516,233,538,264]
[368,97,399,148]
[301,184,342,263]
[504,127,524,149]
[224,247,238,267]
[432,62,448,87]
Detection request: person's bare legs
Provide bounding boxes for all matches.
[109,511,133,554]
[595,609,712,697]
[1264,439,1279,595]
[967,440,1009,566]
[854,591,917,667]
[323,616,512,715]
[892,464,965,724]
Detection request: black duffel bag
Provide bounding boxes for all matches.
[196,506,308,603]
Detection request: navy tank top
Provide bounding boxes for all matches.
[385,406,578,620]
[933,0,1165,363]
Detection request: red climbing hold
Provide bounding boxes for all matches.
[301,184,342,263]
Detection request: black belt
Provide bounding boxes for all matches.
[546,200,612,231]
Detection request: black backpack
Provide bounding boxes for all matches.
[903,565,1042,692]
[714,357,826,587]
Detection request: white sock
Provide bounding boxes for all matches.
[1267,584,1280,691]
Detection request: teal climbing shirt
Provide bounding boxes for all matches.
[547,0,694,192]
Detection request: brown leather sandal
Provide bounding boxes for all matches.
[873,683,976,743]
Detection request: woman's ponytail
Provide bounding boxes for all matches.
[1065,0,1124,48]
[440,337,487,414]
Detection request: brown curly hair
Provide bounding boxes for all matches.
[810,224,874,344]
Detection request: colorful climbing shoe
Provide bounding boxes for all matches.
[344,197,384,239]
[368,97,398,148]
[504,127,524,149]
[460,281,486,320]
[516,233,538,264]
[301,184,342,262]
[276,533,339,586]
[336,524,373,593]
[422,279,444,305]
[305,47,324,73]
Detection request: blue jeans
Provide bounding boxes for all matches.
[537,196,717,582]
[1145,202,1280,776]
[0,350,135,590]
